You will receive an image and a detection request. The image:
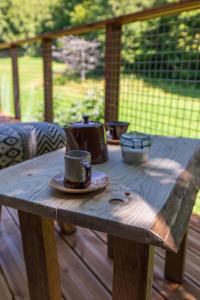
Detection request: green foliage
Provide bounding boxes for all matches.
[0,0,155,44]
[0,0,55,42]
[38,0,80,33]
[132,8,200,81]
[70,0,153,25]
[68,95,104,124]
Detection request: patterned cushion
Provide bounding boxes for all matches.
[0,122,66,169]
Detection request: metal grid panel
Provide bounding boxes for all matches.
[0,50,14,117]
[117,11,200,213]
[52,34,105,126]
[119,11,200,139]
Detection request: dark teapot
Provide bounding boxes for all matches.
[64,115,108,164]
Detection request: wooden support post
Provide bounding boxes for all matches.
[58,221,77,235]
[107,234,114,258]
[112,236,154,300]
[18,211,61,300]
[105,23,122,122]
[42,38,53,122]
[10,46,20,120]
[0,206,2,225]
[165,232,187,283]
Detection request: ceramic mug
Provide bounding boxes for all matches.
[64,150,92,189]
[107,121,129,140]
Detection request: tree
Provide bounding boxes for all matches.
[53,36,100,81]
[0,0,57,43]
[69,0,155,65]
[38,0,80,33]
[133,0,200,80]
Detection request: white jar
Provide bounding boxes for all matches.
[120,132,151,164]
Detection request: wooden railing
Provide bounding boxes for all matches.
[0,0,200,122]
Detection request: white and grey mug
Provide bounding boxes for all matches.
[64,150,91,189]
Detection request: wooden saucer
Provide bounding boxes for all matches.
[49,170,109,194]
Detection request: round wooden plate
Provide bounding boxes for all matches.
[48,170,109,194]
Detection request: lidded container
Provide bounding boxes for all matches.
[64,115,108,164]
[120,132,151,164]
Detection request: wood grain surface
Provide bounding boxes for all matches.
[165,232,187,283]
[112,236,154,300]
[1,207,200,300]
[0,136,199,251]
[19,211,62,300]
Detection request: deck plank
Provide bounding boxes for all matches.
[157,247,200,289]
[93,229,200,299]
[190,214,200,233]
[0,267,12,300]
[2,208,111,300]
[1,207,200,300]
[0,208,29,299]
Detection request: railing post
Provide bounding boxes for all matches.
[42,38,53,122]
[104,22,122,122]
[10,46,21,120]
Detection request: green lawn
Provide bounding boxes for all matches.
[0,56,104,123]
[0,56,200,214]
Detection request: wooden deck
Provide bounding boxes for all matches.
[0,113,18,123]
[0,207,199,300]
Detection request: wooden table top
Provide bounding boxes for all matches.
[0,136,200,252]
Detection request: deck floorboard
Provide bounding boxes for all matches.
[0,207,198,300]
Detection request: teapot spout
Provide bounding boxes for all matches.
[64,126,79,152]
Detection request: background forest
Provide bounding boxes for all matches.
[1,0,200,81]
[0,0,163,42]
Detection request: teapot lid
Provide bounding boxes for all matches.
[70,115,101,128]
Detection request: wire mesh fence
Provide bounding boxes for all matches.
[0,45,44,122]
[52,33,105,126]
[19,45,44,122]
[118,11,200,213]
[119,11,200,139]
[0,50,14,117]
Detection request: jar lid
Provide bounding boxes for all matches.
[70,115,100,128]
[120,132,151,149]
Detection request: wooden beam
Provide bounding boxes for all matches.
[18,210,61,300]
[10,46,20,120]
[104,23,121,122]
[42,39,53,122]
[107,234,114,258]
[112,236,154,300]
[165,232,187,283]
[0,1,200,50]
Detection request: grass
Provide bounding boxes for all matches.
[0,56,200,214]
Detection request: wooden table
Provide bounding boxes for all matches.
[0,136,199,300]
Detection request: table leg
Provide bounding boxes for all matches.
[0,205,2,223]
[58,221,77,234]
[165,232,187,283]
[107,234,114,258]
[112,236,154,300]
[18,210,62,300]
